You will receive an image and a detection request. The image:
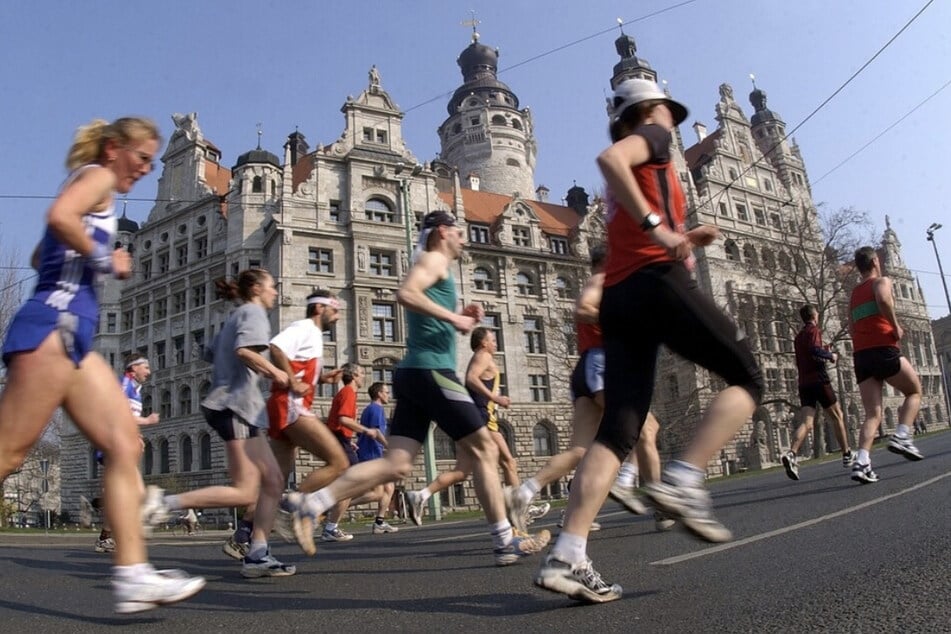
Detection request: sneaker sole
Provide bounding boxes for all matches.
[495,529,551,566]
[241,567,296,578]
[644,488,732,543]
[221,542,248,561]
[608,487,648,515]
[114,577,207,614]
[780,456,800,481]
[293,514,317,556]
[851,473,879,484]
[533,573,622,604]
[887,444,923,461]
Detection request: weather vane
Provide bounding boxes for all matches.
[256,122,262,149]
[461,10,480,42]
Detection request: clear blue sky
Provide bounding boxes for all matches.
[1,0,948,318]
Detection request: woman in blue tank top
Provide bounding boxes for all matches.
[0,117,205,613]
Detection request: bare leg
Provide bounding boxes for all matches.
[492,430,519,487]
[857,378,884,452]
[284,416,350,492]
[635,413,662,484]
[681,386,757,468]
[527,396,600,490]
[887,358,922,430]
[789,407,816,455]
[825,402,852,453]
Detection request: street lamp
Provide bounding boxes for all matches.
[926,223,951,315]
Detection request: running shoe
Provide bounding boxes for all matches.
[851,462,879,484]
[608,482,648,515]
[112,567,206,614]
[405,490,425,527]
[842,450,856,467]
[79,495,94,529]
[504,486,529,533]
[321,527,354,542]
[241,552,297,578]
[494,529,551,566]
[887,435,924,461]
[644,479,732,543]
[526,502,552,523]
[781,450,800,481]
[654,510,676,532]
[140,486,170,535]
[95,537,116,553]
[556,510,601,532]
[371,521,399,534]
[222,535,250,560]
[534,556,622,603]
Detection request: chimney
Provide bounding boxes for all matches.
[693,121,707,143]
[467,173,480,191]
[535,185,549,202]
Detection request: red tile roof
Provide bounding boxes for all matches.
[684,129,721,169]
[437,188,581,237]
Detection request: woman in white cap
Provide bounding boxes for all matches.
[535,78,763,603]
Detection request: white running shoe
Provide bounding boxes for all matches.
[140,486,170,535]
[321,527,353,542]
[781,450,800,481]
[95,537,116,553]
[526,502,551,524]
[534,556,622,603]
[405,490,425,527]
[372,521,399,534]
[504,486,529,534]
[241,552,296,578]
[887,435,923,461]
[644,479,732,543]
[112,567,206,614]
[608,482,648,515]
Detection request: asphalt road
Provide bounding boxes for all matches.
[2,430,949,633]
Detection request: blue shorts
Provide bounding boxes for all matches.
[570,348,605,401]
[2,299,96,367]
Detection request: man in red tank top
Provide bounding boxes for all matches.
[848,247,923,483]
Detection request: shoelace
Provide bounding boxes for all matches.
[578,562,610,590]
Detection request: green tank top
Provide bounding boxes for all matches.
[401,273,457,369]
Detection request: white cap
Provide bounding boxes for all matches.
[611,78,688,126]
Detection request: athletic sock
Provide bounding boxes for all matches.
[489,520,514,548]
[517,479,540,505]
[616,462,638,488]
[247,540,268,561]
[302,489,335,519]
[665,460,705,488]
[550,532,587,565]
[324,522,338,533]
[163,494,183,512]
[418,488,432,503]
[896,424,910,438]
[113,563,154,580]
[857,449,870,465]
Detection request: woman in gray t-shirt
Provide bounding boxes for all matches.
[141,269,296,577]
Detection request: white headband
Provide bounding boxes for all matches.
[308,296,340,308]
[126,357,148,369]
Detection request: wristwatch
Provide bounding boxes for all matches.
[640,212,662,231]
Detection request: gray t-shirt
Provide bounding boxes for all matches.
[200,302,271,428]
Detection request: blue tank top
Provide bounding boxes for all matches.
[32,165,116,320]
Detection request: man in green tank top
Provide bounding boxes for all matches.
[290,211,549,565]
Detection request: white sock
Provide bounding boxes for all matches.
[163,494,182,512]
[550,532,587,565]
[857,449,870,465]
[418,488,432,503]
[665,460,704,488]
[113,563,154,580]
[303,489,335,518]
[324,521,338,532]
[616,462,638,488]
[896,424,910,438]
[247,540,268,560]
[518,479,540,505]
[489,520,513,548]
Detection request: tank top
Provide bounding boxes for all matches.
[401,272,457,369]
[849,278,897,351]
[33,164,116,319]
[468,373,499,425]
[576,321,603,354]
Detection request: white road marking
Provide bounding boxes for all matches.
[650,470,951,566]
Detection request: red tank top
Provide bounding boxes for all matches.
[849,278,897,351]
[576,321,602,354]
[603,162,686,287]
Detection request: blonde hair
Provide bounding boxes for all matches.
[66,117,162,170]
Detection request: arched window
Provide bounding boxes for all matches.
[725,240,740,262]
[452,123,462,134]
[761,248,776,270]
[491,114,506,125]
[516,271,536,295]
[252,176,263,193]
[199,433,212,470]
[778,252,792,272]
[199,380,211,401]
[496,419,516,456]
[142,439,153,475]
[159,438,170,474]
[179,385,192,416]
[532,421,556,456]
[160,390,172,418]
[142,393,153,416]
[554,276,571,299]
[506,158,520,167]
[365,198,395,223]
[270,179,277,195]
[728,168,738,180]
[473,267,495,291]
[512,119,522,130]
[180,436,193,472]
[743,243,757,265]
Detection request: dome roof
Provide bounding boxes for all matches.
[749,88,783,126]
[447,39,519,115]
[234,148,281,169]
[117,215,139,233]
[457,41,499,79]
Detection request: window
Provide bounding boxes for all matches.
[194,236,208,259]
[523,317,545,354]
[372,302,397,342]
[529,374,550,402]
[362,127,373,142]
[473,267,495,291]
[469,224,490,244]
[764,179,773,192]
[365,198,395,223]
[106,312,117,333]
[784,369,798,392]
[154,341,166,370]
[550,237,569,255]
[142,440,153,475]
[322,323,336,343]
[137,304,149,326]
[753,207,766,225]
[554,277,571,299]
[375,129,387,144]
[513,227,530,247]
[725,240,740,261]
[159,438,170,474]
[372,364,394,385]
[173,290,186,314]
[174,336,185,365]
[481,313,503,351]
[160,390,172,419]
[766,368,781,393]
[516,271,536,296]
[252,176,263,193]
[158,251,169,274]
[176,244,188,267]
[192,330,204,359]
[329,200,341,222]
[533,422,556,456]
[142,394,153,417]
[179,385,192,415]
[199,381,211,402]
[141,258,152,280]
[122,310,133,330]
[735,203,749,222]
[492,114,507,125]
[192,284,206,308]
[309,247,333,273]
[369,250,395,277]
[769,213,782,230]
[180,436,192,472]
[199,433,212,470]
[89,448,101,479]
[718,202,730,217]
[729,168,738,180]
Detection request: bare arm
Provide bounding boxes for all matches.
[269,343,310,396]
[575,272,604,324]
[338,414,388,447]
[396,251,475,333]
[873,277,903,341]
[236,346,289,387]
[465,350,508,407]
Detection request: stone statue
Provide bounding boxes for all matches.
[357,245,367,271]
[171,112,200,141]
[369,65,381,88]
[718,83,734,102]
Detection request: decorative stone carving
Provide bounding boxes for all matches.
[358,296,369,338]
[357,246,367,272]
